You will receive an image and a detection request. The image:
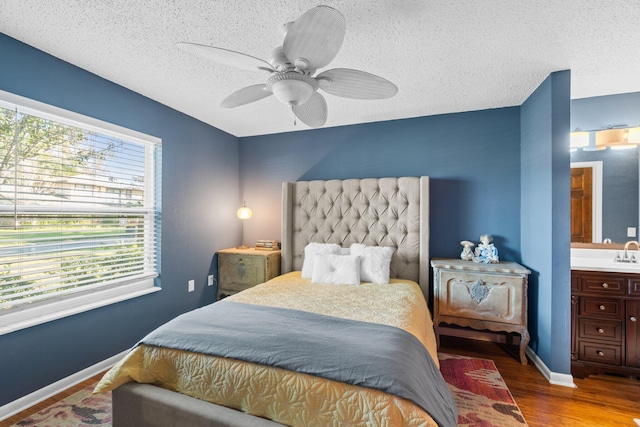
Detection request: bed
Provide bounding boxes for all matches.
[95,176,457,427]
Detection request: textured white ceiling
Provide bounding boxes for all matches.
[1,0,639,137]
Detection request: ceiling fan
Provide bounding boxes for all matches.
[177,5,398,128]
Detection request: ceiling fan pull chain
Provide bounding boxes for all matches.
[291,106,296,126]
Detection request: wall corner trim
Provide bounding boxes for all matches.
[525,347,576,388]
[0,350,128,421]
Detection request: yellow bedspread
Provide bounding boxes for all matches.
[95,272,441,427]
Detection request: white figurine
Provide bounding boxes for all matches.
[460,240,475,261]
[473,234,499,264]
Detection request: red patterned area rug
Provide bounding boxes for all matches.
[11,387,111,427]
[439,353,528,426]
[12,354,526,427]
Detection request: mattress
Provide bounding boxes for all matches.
[95,272,445,426]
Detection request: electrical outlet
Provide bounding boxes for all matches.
[628,227,637,238]
[188,279,195,292]
[207,275,215,286]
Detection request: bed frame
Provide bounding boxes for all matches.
[112,176,430,427]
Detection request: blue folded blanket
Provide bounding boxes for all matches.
[140,300,457,427]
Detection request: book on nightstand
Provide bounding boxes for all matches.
[255,240,281,250]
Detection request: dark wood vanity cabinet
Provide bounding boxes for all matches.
[571,270,640,378]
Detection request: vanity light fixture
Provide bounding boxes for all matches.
[572,126,640,151]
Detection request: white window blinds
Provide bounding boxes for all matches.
[0,93,161,316]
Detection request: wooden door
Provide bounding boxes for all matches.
[571,167,593,243]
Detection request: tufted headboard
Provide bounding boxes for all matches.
[281,176,430,299]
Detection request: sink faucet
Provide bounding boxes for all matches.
[625,241,640,251]
[616,241,640,263]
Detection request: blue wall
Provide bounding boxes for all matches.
[520,71,571,374]
[0,33,242,405]
[239,109,523,263]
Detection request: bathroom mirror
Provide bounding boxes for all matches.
[570,130,639,245]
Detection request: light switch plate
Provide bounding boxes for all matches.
[188,279,195,292]
[628,227,636,238]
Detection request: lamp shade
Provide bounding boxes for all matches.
[237,202,252,219]
[570,131,590,148]
[627,127,640,144]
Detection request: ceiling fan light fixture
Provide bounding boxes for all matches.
[267,72,318,106]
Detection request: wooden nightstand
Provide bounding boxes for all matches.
[431,258,531,364]
[216,247,281,300]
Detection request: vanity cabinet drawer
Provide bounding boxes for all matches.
[579,342,622,365]
[580,298,623,319]
[630,279,640,296]
[578,318,622,343]
[580,274,626,295]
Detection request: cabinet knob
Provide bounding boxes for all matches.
[631,316,637,322]
[601,282,609,289]
[597,328,604,334]
[596,350,605,357]
[599,304,606,311]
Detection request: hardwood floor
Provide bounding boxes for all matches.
[440,335,640,427]
[2,338,639,426]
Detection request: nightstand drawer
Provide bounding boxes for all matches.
[578,318,622,343]
[579,342,622,365]
[219,255,265,289]
[438,270,524,325]
[580,298,623,319]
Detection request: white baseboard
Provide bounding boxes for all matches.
[0,350,128,421]
[526,346,576,388]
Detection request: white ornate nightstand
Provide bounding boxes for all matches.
[431,258,531,364]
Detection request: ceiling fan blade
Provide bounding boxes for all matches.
[283,6,345,71]
[176,42,274,73]
[292,93,327,127]
[316,68,398,99]
[221,84,272,108]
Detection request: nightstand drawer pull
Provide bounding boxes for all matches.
[599,304,606,311]
[597,328,604,334]
[601,283,609,289]
[631,316,637,322]
[596,350,605,357]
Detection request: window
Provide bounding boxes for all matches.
[0,90,161,334]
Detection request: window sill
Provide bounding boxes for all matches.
[0,278,160,336]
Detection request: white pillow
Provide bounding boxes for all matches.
[311,254,361,285]
[301,242,341,279]
[350,243,395,284]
